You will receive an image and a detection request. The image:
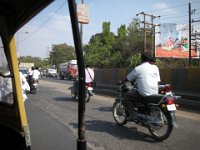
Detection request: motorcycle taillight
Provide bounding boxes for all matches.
[167,97,174,105]
[85,82,92,87]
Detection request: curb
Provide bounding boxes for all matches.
[94,86,200,112]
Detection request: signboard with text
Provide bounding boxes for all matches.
[77,3,89,24]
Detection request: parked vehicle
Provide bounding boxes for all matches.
[71,78,94,102]
[112,81,181,141]
[59,60,78,80]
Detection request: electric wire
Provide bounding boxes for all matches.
[18,1,200,44]
[18,0,67,43]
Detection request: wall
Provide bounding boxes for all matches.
[94,68,200,93]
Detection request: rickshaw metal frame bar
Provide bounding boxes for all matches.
[68,0,86,150]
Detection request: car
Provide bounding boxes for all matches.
[46,68,57,78]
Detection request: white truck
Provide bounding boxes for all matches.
[46,68,57,78]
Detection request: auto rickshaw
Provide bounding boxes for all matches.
[0,0,86,149]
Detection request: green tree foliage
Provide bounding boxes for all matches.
[49,43,75,69]
[85,19,144,68]
[102,22,116,45]
[128,53,141,68]
[84,22,117,68]
[113,24,130,67]
[19,56,43,68]
[126,18,144,54]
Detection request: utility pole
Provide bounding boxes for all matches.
[191,22,200,67]
[136,12,160,54]
[189,3,192,67]
[189,3,196,67]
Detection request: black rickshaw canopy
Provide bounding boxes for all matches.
[0,0,54,33]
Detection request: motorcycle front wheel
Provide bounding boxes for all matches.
[112,101,127,126]
[148,110,173,141]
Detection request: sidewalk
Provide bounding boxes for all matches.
[94,84,200,112]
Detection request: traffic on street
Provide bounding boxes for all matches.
[25,77,200,150]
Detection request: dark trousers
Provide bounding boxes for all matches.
[124,89,143,112]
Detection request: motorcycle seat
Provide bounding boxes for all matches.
[143,94,163,104]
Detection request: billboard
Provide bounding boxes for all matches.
[155,23,199,58]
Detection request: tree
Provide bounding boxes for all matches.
[85,19,153,69]
[85,22,117,68]
[126,18,143,54]
[49,43,75,69]
[112,24,129,67]
[19,56,43,68]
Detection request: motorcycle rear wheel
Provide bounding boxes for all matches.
[30,87,36,94]
[112,101,127,126]
[71,90,77,99]
[148,111,173,141]
[85,91,90,102]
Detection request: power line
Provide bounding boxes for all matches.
[148,0,200,13]
[146,3,187,14]
[111,2,194,32]
[19,0,67,43]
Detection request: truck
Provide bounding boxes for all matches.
[59,60,78,80]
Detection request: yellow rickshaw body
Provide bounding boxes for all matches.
[0,0,54,148]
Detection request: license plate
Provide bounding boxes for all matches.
[167,104,176,111]
[87,87,93,90]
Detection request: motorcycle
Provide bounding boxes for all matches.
[71,78,94,102]
[112,81,181,141]
[28,77,38,94]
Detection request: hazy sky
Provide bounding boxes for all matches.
[16,0,200,58]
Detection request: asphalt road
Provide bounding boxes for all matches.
[25,77,200,150]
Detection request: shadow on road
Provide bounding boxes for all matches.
[70,119,158,143]
[93,106,112,112]
[53,96,77,102]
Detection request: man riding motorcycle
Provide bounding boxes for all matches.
[28,66,40,93]
[121,52,160,120]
